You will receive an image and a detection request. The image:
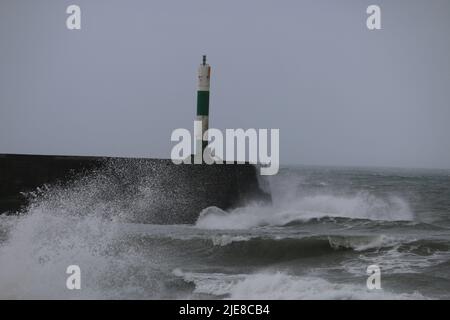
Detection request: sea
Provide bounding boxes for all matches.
[1,164,450,299]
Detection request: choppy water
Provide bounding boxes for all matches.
[1,164,450,299]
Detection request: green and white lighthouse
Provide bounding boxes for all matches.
[195,55,211,161]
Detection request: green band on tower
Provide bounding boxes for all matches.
[197,91,210,116]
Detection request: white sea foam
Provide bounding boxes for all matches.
[174,270,426,300]
[343,245,450,275]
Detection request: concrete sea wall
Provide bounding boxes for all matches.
[0,154,270,224]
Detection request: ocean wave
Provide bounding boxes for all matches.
[196,192,414,230]
[132,231,450,270]
[173,270,426,300]
[132,234,409,265]
[209,234,400,253]
[328,235,399,251]
[341,238,450,276]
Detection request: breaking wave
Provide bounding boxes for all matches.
[173,270,426,300]
[196,192,414,229]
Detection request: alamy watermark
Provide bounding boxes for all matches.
[366,5,382,30]
[66,5,81,30]
[65,4,381,31]
[366,264,382,290]
[66,265,81,290]
[170,122,280,176]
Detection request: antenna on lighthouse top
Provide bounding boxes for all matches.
[202,55,207,65]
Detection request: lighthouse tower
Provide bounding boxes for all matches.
[194,55,211,162]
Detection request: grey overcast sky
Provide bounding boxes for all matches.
[1,0,449,168]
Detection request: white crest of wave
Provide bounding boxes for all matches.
[196,191,414,230]
[211,235,253,246]
[174,270,425,300]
